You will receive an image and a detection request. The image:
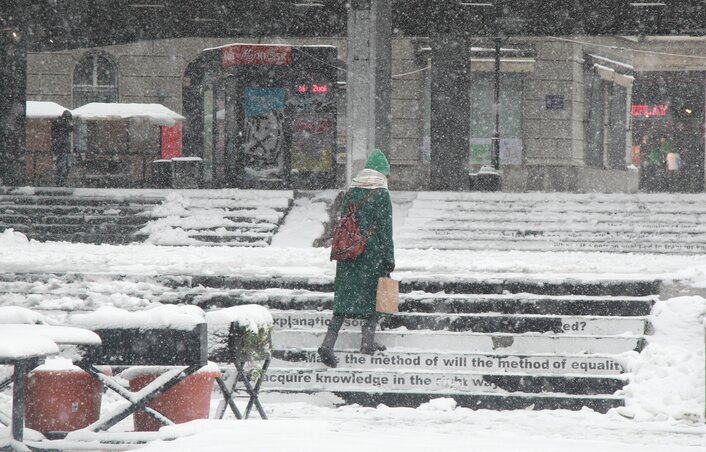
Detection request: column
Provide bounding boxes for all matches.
[429,33,471,191]
[0,5,28,186]
[346,0,392,185]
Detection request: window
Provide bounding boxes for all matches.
[73,53,118,108]
[584,62,630,170]
[469,72,524,166]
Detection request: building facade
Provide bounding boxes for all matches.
[26,35,706,192]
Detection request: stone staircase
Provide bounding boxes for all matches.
[0,271,658,411]
[0,187,296,246]
[0,187,159,244]
[395,192,706,254]
[136,190,295,247]
[171,274,657,412]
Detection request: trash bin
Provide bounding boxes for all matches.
[25,359,110,433]
[152,159,173,188]
[171,157,203,189]
[474,165,502,192]
[124,364,221,432]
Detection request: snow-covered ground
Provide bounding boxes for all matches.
[1,188,706,451]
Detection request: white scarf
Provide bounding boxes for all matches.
[350,169,388,189]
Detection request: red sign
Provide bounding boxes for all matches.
[295,83,329,94]
[221,44,292,66]
[161,122,182,160]
[631,104,668,117]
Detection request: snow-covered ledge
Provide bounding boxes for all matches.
[70,305,206,331]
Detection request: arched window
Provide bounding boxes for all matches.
[72,53,118,107]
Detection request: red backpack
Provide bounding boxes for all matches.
[330,189,378,261]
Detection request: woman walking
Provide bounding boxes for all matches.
[318,149,395,367]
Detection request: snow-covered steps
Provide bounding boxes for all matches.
[165,274,659,298]
[195,274,655,412]
[395,192,706,254]
[135,190,295,246]
[0,187,160,244]
[260,366,627,396]
[273,349,628,376]
[0,270,658,412]
[273,329,645,355]
[261,352,629,411]
[271,310,647,336]
[0,187,300,246]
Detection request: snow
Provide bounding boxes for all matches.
[0,306,47,324]
[0,324,101,345]
[71,103,184,126]
[32,357,83,372]
[618,296,706,423]
[0,333,58,360]
[205,305,274,334]
[135,408,706,452]
[120,362,221,380]
[25,101,68,119]
[0,228,30,246]
[270,191,337,248]
[2,191,706,450]
[70,305,205,331]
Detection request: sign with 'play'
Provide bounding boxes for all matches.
[276,350,625,375]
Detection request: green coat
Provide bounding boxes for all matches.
[333,187,395,317]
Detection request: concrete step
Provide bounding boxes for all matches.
[274,329,645,354]
[0,273,656,316]
[260,366,626,399]
[0,194,157,208]
[270,310,647,335]
[15,232,139,244]
[408,194,706,215]
[272,349,628,376]
[147,198,293,210]
[401,217,706,232]
[191,291,655,317]
[154,239,270,247]
[35,214,147,226]
[1,223,141,235]
[325,391,624,412]
[398,229,706,243]
[0,204,148,216]
[397,238,706,254]
[163,275,659,298]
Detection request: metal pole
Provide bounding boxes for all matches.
[491,35,501,170]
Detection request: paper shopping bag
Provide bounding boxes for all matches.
[376,277,399,314]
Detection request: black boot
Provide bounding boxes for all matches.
[360,317,386,355]
[318,328,339,368]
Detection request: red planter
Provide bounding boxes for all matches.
[128,369,220,432]
[25,368,109,433]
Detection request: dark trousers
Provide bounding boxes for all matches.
[321,313,379,351]
[55,154,70,186]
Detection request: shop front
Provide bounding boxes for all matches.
[631,71,705,192]
[183,43,338,189]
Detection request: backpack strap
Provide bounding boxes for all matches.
[353,188,378,212]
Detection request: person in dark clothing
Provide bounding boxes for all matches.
[318,149,395,368]
[52,110,74,186]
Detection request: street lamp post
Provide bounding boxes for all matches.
[491,34,501,171]
[475,1,502,191]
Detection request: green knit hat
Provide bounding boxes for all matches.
[364,148,391,176]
